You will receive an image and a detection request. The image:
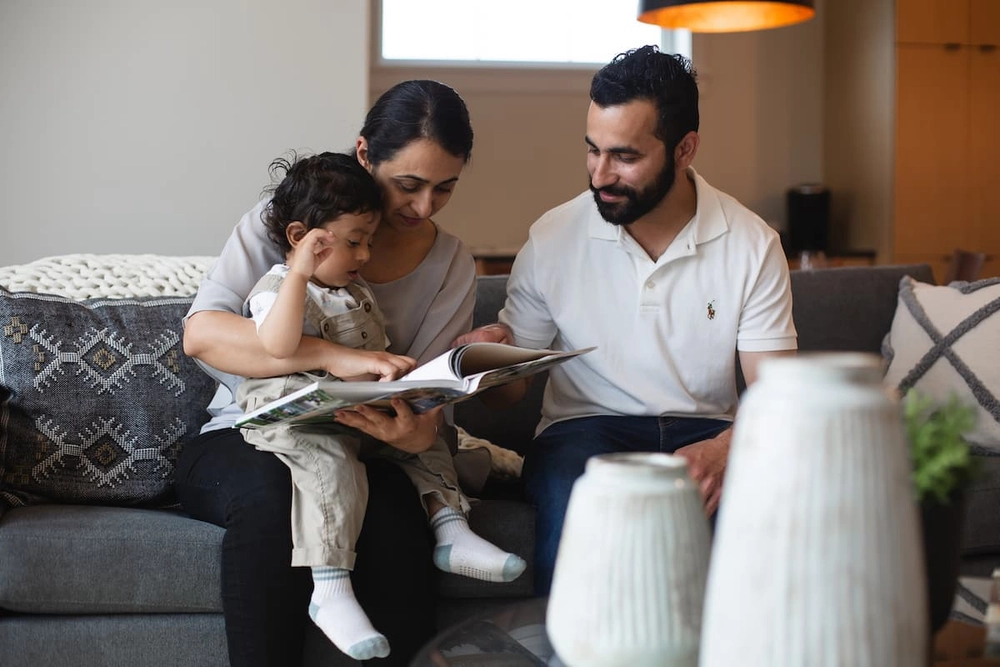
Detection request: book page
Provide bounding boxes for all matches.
[398,348,461,384]
[453,343,569,376]
[235,344,596,430]
[236,380,463,428]
[465,347,596,392]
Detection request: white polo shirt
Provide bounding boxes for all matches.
[499,168,797,434]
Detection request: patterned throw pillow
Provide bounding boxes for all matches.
[882,276,1000,452]
[0,289,216,508]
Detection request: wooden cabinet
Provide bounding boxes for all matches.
[895,0,999,44]
[969,39,1000,261]
[897,0,970,44]
[894,45,970,257]
[474,255,516,276]
[894,0,1000,282]
[971,0,1000,44]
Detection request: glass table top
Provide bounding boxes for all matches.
[411,597,563,666]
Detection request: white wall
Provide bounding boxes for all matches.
[693,12,826,231]
[373,13,825,256]
[0,0,368,266]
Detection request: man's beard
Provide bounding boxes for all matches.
[590,157,676,226]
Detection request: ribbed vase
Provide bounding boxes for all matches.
[700,353,928,667]
[547,453,710,667]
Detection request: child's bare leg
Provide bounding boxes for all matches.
[426,495,446,516]
[426,494,527,583]
[310,567,390,660]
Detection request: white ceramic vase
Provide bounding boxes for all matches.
[700,353,928,667]
[546,452,711,667]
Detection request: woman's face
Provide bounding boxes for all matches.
[362,138,466,234]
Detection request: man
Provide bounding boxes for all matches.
[461,45,797,594]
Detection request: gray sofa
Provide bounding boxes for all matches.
[2,261,997,666]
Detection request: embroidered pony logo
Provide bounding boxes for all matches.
[707,300,716,320]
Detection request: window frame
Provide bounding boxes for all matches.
[371,0,690,92]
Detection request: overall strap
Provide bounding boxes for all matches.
[244,272,329,333]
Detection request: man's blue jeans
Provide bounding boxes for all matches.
[522,415,731,596]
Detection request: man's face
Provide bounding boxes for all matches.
[586,100,675,226]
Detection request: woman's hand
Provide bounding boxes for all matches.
[334,400,442,454]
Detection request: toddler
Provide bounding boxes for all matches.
[236,152,526,661]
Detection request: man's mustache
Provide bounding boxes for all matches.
[589,184,632,198]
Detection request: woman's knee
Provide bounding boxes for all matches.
[182,435,293,533]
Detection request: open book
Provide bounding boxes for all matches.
[235,342,594,430]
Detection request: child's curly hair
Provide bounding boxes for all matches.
[262,152,383,254]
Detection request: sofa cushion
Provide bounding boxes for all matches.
[0,504,223,613]
[882,276,1000,452]
[0,290,216,508]
[790,264,935,354]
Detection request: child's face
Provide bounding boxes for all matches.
[308,211,380,289]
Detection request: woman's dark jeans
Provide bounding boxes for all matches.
[522,415,731,596]
[174,427,436,667]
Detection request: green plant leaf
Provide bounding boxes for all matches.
[904,389,978,505]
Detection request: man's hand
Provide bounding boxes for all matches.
[452,323,514,347]
[334,400,442,454]
[674,428,731,516]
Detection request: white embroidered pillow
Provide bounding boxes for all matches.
[882,276,1000,452]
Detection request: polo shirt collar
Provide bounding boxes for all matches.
[586,167,730,249]
[687,167,729,246]
[586,194,619,241]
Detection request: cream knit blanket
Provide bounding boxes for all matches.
[0,253,214,299]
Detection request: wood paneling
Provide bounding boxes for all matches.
[897,0,970,44]
[894,0,1000,279]
[971,0,1000,45]
[969,43,1000,275]
[894,45,971,256]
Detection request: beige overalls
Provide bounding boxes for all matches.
[237,275,468,569]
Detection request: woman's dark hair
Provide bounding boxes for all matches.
[359,80,473,165]
[262,152,382,254]
[590,45,699,152]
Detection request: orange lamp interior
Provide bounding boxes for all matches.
[638,2,815,33]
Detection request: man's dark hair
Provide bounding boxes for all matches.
[359,79,474,165]
[262,152,382,254]
[590,45,699,151]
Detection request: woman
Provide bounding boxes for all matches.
[177,80,476,667]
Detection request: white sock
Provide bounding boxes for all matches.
[309,567,390,661]
[430,507,527,583]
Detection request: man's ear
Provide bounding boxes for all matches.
[674,131,700,169]
[286,222,308,247]
[356,137,371,172]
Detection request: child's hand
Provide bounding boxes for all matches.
[332,348,416,382]
[288,227,335,279]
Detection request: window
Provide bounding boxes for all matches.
[379,0,689,66]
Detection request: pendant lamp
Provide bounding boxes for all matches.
[638,0,815,33]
